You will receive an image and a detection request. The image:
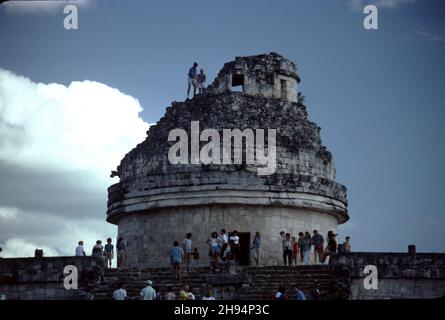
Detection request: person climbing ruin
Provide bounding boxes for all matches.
[197,68,206,94]
[187,62,198,98]
[182,232,193,272]
[170,241,184,278]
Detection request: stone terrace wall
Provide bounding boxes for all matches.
[331,252,445,299]
[0,256,103,300]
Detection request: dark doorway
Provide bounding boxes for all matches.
[280,79,288,100]
[238,232,251,266]
[231,74,244,92]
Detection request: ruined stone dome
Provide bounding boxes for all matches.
[107,53,348,225]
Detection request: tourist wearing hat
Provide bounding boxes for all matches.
[140,280,156,300]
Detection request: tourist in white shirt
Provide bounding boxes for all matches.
[140,280,156,300]
[229,230,241,264]
[113,283,127,300]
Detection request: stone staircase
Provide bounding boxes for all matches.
[241,265,349,299]
[90,265,350,300]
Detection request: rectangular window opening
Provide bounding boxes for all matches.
[280,79,288,100]
[231,74,244,92]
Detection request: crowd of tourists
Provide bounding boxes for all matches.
[112,281,215,301]
[77,230,350,271]
[75,237,126,269]
[280,230,351,266]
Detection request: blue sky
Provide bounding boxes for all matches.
[0,0,444,255]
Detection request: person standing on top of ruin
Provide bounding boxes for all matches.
[170,241,184,278]
[104,238,114,268]
[251,231,261,266]
[311,230,324,264]
[92,240,104,257]
[116,237,126,269]
[187,62,198,98]
[302,232,312,265]
[197,69,206,94]
[182,232,193,272]
[75,241,86,256]
[283,233,292,266]
[207,232,220,264]
[291,236,298,266]
[343,236,351,253]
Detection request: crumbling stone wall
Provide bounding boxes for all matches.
[331,252,445,299]
[207,52,300,102]
[0,256,103,300]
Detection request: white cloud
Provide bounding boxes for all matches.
[1,238,59,258]
[348,0,416,11]
[0,69,150,258]
[1,0,92,15]
[0,69,149,186]
[0,206,18,220]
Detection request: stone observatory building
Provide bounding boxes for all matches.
[107,52,348,268]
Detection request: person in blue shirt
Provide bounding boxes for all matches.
[294,285,307,300]
[170,241,184,277]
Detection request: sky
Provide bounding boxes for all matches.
[0,0,444,258]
